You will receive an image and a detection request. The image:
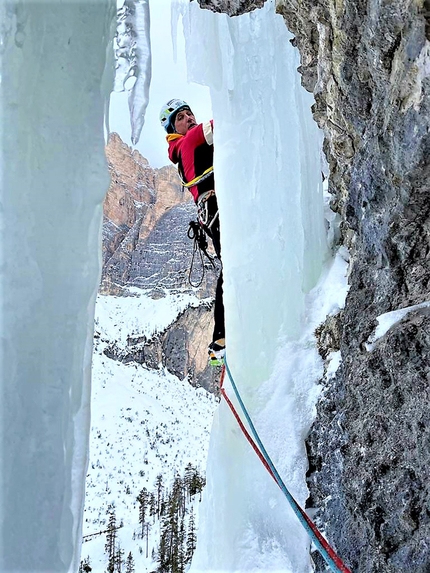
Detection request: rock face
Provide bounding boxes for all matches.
[103,132,183,292]
[201,0,430,571]
[197,0,266,16]
[102,133,220,394]
[103,301,221,394]
[103,133,217,297]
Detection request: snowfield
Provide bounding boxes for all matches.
[94,287,205,348]
[84,290,217,571]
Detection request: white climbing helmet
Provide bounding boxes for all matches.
[159,98,191,132]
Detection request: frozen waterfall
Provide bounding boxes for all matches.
[0,2,115,571]
[175,1,335,571]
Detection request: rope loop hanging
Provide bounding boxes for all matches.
[187,221,216,288]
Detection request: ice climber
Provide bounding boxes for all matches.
[160,98,225,366]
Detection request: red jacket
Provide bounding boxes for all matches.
[166,120,214,202]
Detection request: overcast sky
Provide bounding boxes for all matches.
[109,0,212,168]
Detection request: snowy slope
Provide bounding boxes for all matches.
[83,289,217,571]
[94,287,205,349]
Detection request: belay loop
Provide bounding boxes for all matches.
[187,221,216,288]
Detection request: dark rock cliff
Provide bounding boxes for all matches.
[200,0,430,571]
[197,0,265,16]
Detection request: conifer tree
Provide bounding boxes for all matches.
[177,512,186,573]
[154,468,204,572]
[125,552,135,573]
[156,477,187,573]
[160,496,166,517]
[186,507,197,564]
[115,543,124,573]
[137,487,149,538]
[79,556,92,573]
[172,474,185,519]
[190,468,205,500]
[184,463,194,502]
[149,491,157,522]
[155,473,164,518]
[105,505,117,573]
[156,523,169,573]
[144,521,151,558]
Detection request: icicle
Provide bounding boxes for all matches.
[114,0,152,144]
[170,0,188,64]
[128,0,151,144]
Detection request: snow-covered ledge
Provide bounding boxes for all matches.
[365,301,430,352]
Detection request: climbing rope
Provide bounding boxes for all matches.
[178,165,214,189]
[187,221,215,288]
[220,357,352,573]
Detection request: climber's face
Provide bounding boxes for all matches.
[174,109,196,135]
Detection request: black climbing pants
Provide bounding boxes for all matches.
[202,195,225,343]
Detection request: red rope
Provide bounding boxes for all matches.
[219,365,352,573]
[220,386,277,481]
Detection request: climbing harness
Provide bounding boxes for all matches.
[187,221,216,288]
[220,357,352,573]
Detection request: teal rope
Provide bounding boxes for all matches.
[223,355,351,573]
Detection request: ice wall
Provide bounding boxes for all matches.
[0,2,115,571]
[176,1,328,571]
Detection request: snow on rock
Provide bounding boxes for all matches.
[94,287,204,349]
[365,300,430,352]
[325,351,342,380]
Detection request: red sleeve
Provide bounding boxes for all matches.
[184,123,206,148]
